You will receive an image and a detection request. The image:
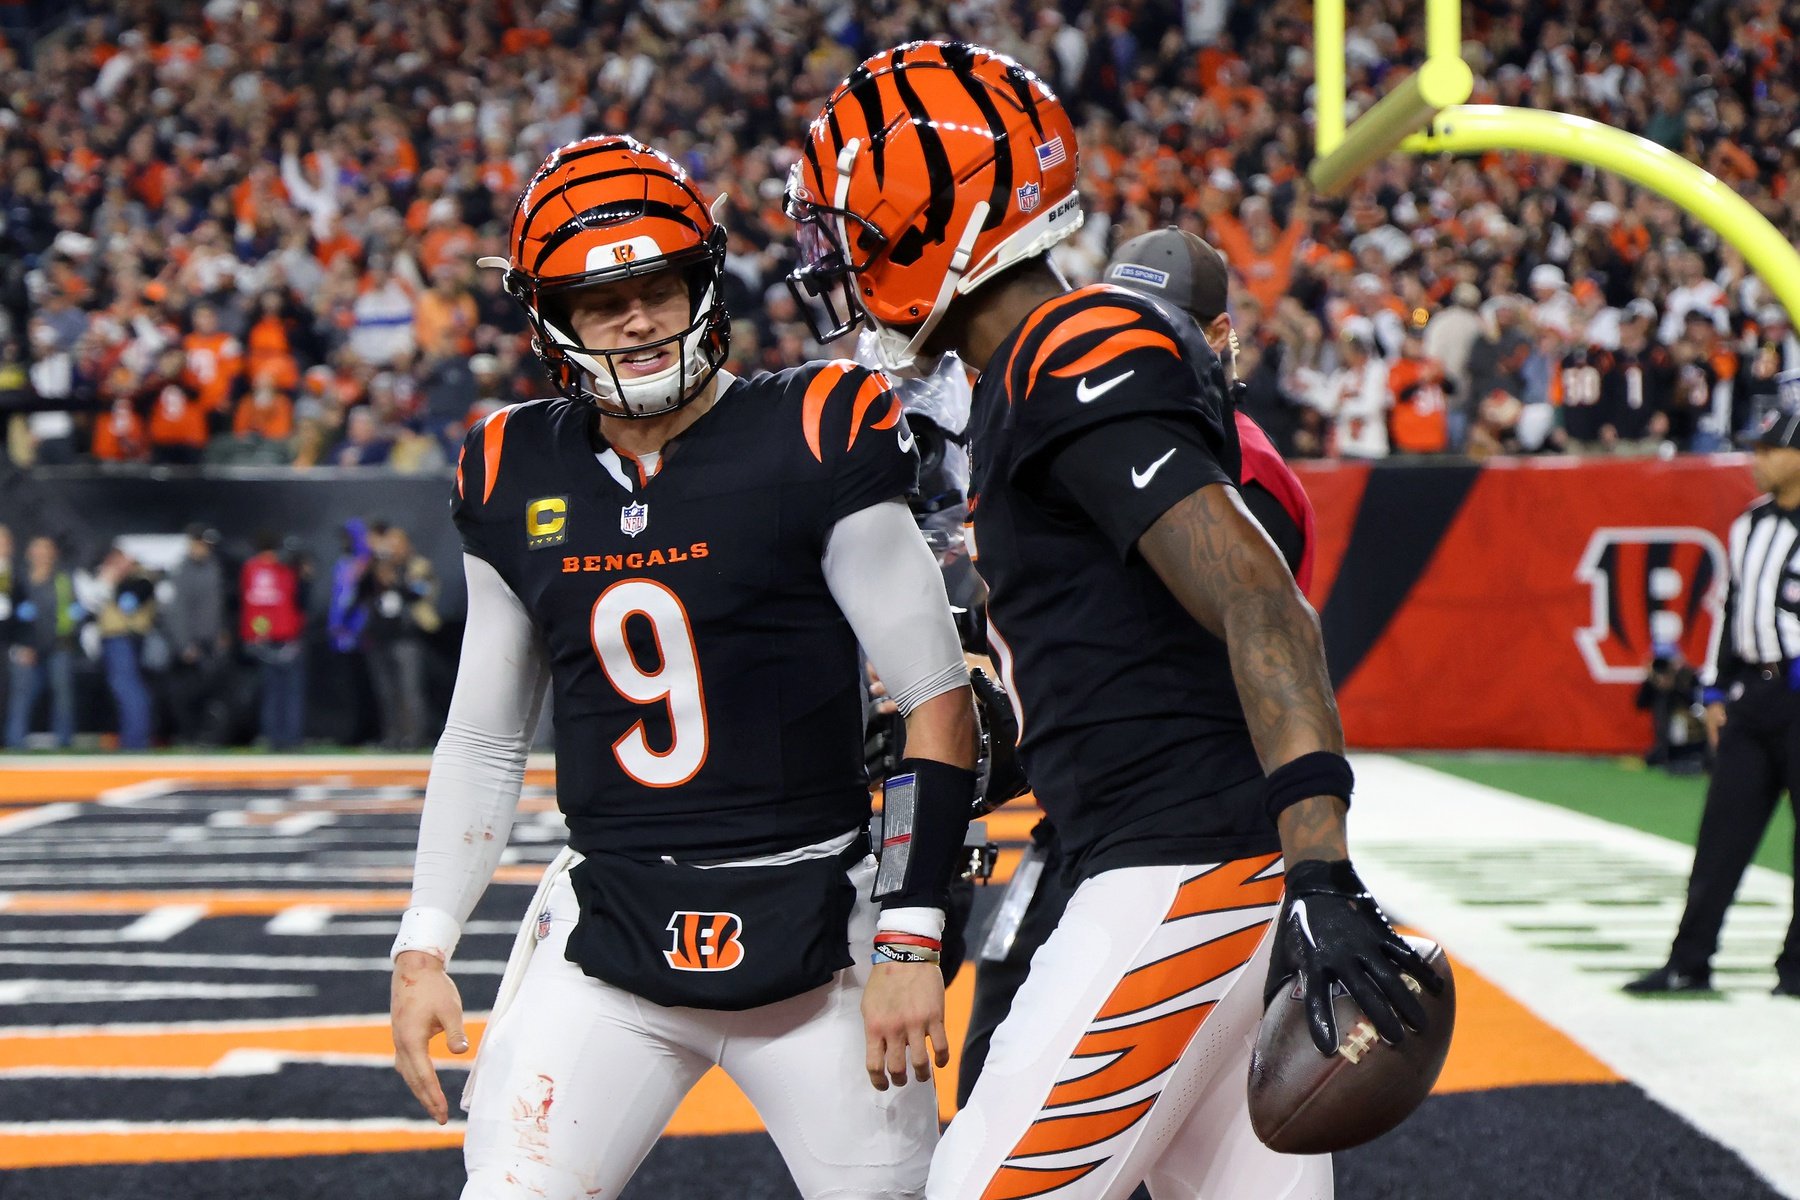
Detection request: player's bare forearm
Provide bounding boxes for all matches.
[1276,795,1349,863]
[1138,485,1349,855]
[898,684,979,768]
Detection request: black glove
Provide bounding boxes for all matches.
[1264,859,1443,1055]
[970,667,1028,815]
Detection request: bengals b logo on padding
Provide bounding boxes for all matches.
[1575,527,1726,684]
[664,911,745,972]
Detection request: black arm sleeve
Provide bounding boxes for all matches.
[1039,413,1234,559]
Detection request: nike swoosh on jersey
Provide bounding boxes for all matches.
[1131,447,1177,489]
[1076,369,1134,403]
[897,427,916,453]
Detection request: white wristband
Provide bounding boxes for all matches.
[391,906,463,966]
[877,905,947,941]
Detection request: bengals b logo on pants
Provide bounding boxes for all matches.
[664,911,746,971]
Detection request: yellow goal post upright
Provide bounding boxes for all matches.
[1306,0,1800,328]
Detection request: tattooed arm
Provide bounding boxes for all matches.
[1134,482,1348,864]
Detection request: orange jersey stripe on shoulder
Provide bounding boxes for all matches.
[1048,328,1181,382]
[1024,304,1141,398]
[801,360,858,463]
[454,442,466,499]
[1001,286,1107,403]
[480,406,513,504]
[847,369,896,451]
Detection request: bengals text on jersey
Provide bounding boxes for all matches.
[451,360,918,860]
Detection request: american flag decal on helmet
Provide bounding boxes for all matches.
[1036,136,1067,169]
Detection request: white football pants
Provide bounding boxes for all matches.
[930,857,1333,1200]
[461,854,938,1199]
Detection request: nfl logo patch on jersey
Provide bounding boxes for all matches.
[1016,182,1040,213]
[535,909,552,941]
[620,501,649,538]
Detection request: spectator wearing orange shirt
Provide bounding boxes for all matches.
[181,304,242,417]
[1208,191,1309,314]
[416,198,476,279]
[91,398,148,462]
[1388,322,1452,454]
[135,347,206,464]
[234,374,295,444]
[413,265,478,362]
[244,292,301,392]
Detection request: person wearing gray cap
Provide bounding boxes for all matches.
[1102,226,1317,580]
[1627,405,1800,997]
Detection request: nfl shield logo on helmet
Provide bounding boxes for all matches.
[1016,182,1040,213]
[620,502,649,538]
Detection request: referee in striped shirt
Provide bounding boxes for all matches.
[1627,401,1800,996]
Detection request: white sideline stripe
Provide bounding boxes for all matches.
[273,813,335,836]
[0,980,313,1004]
[264,906,333,935]
[0,1052,474,1080]
[0,1011,495,1037]
[0,752,555,770]
[96,779,179,806]
[1349,754,1799,1200]
[0,1118,465,1134]
[0,950,506,973]
[116,905,207,941]
[0,802,80,834]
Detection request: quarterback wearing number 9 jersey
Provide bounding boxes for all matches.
[389,135,978,1200]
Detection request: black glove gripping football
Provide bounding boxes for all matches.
[969,668,1028,816]
[1264,859,1444,1055]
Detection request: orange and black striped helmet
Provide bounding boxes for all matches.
[478,134,730,417]
[786,42,1082,372]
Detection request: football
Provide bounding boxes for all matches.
[1247,937,1456,1155]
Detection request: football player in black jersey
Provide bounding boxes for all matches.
[788,45,1440,1198]
[389,135,978,1200]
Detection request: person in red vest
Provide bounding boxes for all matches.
[239,533,306,749]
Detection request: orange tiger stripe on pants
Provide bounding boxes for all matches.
[929,855,1331,1200]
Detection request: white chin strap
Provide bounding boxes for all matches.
[865,201,989,376]
[544,285,717,417]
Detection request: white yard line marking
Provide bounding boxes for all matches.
[0,1118,462,1134]
[116,905,208,942]
[0,950,505,973]
[0,980,314,1005]
[0,803,80,835]
[1351,753,1798,1199]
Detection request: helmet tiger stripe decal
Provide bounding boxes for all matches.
[482,135,730,419]
[786,42,1084,373]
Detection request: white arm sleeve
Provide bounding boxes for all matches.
[824,500,971,943]
[390,554,550,965]
[823,499,969,717]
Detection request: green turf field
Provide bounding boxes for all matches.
[1408,753,1795,877]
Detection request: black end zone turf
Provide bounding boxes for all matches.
[1,1083,1781,1200]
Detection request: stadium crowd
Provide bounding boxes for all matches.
[0,0,1798,471]
[1,515,447,750]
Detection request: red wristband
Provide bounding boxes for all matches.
[873,931,943,951]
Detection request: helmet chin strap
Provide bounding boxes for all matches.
[544,284,721,417]
[867,201,989,375]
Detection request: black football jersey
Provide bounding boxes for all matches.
[966,285,1278,880]
[453,362,918,860]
